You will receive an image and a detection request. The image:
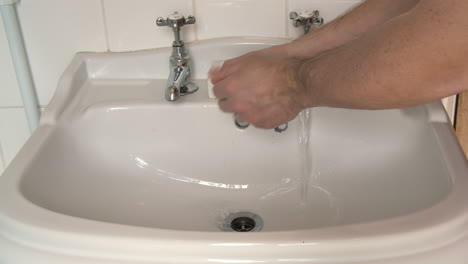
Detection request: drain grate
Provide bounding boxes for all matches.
[220,212,263,232]
[231,217,256,232]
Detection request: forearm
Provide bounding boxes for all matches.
[287,0,421,57]
[298,0,468,109]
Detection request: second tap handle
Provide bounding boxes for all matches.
[185,15,196,25]
[156,12,196,46]
[156,12,196,30]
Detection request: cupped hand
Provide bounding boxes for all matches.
[210,48,309,129]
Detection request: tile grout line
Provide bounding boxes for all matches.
[100,0,111,51]
[0,106,25,109]
[0,106,46,109]
[192,0,199,40]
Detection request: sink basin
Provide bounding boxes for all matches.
[1,37,468,263]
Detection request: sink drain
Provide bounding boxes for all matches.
[231,217,256,232]
[220,212,263,232]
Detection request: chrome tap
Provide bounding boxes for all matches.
[290,10,324,34]
[156,12,197,102]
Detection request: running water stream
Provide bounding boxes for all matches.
[298,109,312,204]
[297,110,341,223]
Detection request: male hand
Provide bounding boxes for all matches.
[210,47,308,129]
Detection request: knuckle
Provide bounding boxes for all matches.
[256,121,275,129]
[231,101,246,113]
[222,59,235,68]
[253,122,269,129]
[246,112,260,124]
[223,79,237,94]
[235,113,248,123]
[218,100,230,112]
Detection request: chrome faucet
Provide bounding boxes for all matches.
[156,12,197,102]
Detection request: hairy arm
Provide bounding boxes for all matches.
[212,0,421,81]
[287,0,421,57]
[299,0,468,109]
[211,0,468,129]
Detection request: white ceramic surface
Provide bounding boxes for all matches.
[103,0,195,52]
[195,0,287,39]
[0,107,30,165]
[0,141,4,174]
[0,15,21,107]
[15,0,108,106]
[1,37,468,264]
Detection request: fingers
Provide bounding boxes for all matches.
[218,97,247,114]
[219,98,274,128]
[208,60,224,80]
[250,113,287,129]
[213,75,250,112]
[212,76,233,99]
[219,97,293,129]
[210,52,256,84]
[210,51,300,130]
[210,60,239,84]
[212,65,277,128]
[234,113,249,123]
[218,98,235,113]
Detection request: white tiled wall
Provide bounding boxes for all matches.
[0,18,21,107]
[0,0,458,170]
[0,108,29,167]
[195,0,287,39]
[16,0,108,105]
[103,0,195,51]
[0,141,4,175]
[288,0,362,38]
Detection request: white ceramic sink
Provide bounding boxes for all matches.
[1,37,468,263]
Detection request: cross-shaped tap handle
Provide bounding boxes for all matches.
[156,12,196,30]
[290,10,324,34]
[156,12,196,46]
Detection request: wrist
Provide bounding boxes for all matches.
[290,57,322,108]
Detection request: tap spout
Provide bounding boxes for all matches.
[166,65,190,102]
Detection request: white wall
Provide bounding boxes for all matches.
[0,140,4,172]
[0,0,456,174]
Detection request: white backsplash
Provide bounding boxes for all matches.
[0,17,21,107]
[0,141,4,175]
[0,108,30,167]
[103,0,195,51]
[288,0,362,38]
[16,0,108,106]
[0,0,457,169]
[195,0,287,39]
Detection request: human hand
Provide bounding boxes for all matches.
[210,49,308,129]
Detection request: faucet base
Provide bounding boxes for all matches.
[166,82,198,102]
[180,82,198,96]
